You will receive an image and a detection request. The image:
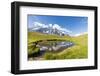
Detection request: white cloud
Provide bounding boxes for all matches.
[48,24,53,27]
[32,22,47,30]
[33,22,47,28]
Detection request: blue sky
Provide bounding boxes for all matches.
[28,15,88,36]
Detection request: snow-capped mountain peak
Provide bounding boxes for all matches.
[28,22,72,36]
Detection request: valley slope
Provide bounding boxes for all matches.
[28,32,88,60]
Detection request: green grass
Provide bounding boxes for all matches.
[28,32,72,43]
[57,34,88,59]
[28,32,88,60]
[28,45,40,57]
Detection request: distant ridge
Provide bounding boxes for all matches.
[28,22,71,36]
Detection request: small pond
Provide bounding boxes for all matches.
[29,40,75,60]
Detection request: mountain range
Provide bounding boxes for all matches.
[28,22,71,36]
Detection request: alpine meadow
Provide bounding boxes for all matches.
[27,15,88,61]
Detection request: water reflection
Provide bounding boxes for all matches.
[37,41,74,52]
[29,40,75,60]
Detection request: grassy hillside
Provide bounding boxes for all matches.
[28,32,72,43]
[56,34,88,59]
[28,32,88,60]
